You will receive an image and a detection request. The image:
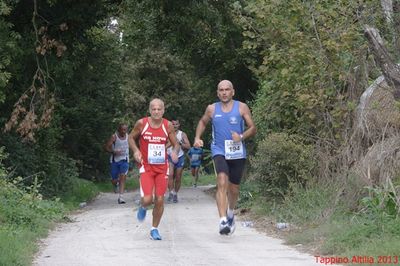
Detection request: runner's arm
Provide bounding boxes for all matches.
[104,134,116,153]
[168,122,179,162]
[180,132,191,150]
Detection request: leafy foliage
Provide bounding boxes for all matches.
[361,182,400,220]
[0,0,123,194]
[0,146,67,266]
[233,1,380,141]
[120,0,258,140]
[250,133,315,196]
[0,0,20,104]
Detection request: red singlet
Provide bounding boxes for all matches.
[138,117,170,196]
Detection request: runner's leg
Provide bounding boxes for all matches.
[174,167,183,193]
[152,172,168,227]
[191,166,196,185]
[140,172,155,208]
[194,166,200,185]
[227,159,246,210]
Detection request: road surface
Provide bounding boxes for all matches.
[34,186,317,266]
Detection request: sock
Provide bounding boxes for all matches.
[220,217,227,223]
[151,226,157,231]
[227,208,234,219]
[172,190,176,195]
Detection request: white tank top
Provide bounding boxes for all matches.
[109,133,129,163]
[167,130,184,157]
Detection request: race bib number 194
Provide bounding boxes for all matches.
[224,140,244,160]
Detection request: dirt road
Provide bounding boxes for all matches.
[33,186,317,266]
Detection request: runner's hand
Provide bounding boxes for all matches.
[231,131,242,142]
[171,151,179,163]
[134,150,143,164]
[194,138,203,148]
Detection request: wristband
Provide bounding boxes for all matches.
[240,134,244,141]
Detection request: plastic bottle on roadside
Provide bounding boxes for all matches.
[276,222,288,229]
[241,221,254,227]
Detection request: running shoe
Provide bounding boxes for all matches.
[167,193,173,202]
[150,229,162,240]
[118,197,126,204]
[173,194,178,203]
[227,215,236,235]
[219,220,231,235]
[137,206,147,222]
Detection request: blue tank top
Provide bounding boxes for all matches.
[211,100,246,158]
[189,147,203,166]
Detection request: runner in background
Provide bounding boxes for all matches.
[188,146,203,188]
[104,123,129,204]
[166,118,190,203]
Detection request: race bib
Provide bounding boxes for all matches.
[224,140,244,160]
[191,154,200,161]
[148,144,165,164]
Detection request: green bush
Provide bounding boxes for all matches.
[61,177,99,210]
[0,146,68,266]
[0,178,65,230]
[250,133,315,196]
[0,131,80,198]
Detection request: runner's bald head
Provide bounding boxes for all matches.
[149,98,164,111]
[217,80,234,90]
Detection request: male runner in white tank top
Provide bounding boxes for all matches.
[104,123,129,204]
[166,118,190,203]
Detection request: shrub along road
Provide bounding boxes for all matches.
[34,186,317,266]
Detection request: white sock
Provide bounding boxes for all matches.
[172,190,176,195]
[151,226,157,231]
[220,217,227,223]
[227,208,234,219]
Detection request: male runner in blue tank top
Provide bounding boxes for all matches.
[194,80,256,235]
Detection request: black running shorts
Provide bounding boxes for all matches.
[213,155,246,185]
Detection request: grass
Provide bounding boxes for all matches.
[180,169,216,187]
[0,178,67,266]
[93,171,140,193]
[0,226,39,266]
[0,176,104,266]
[241,181,400,264]
[61,178,100,210]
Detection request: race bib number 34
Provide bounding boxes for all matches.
[224,140,244,160]
[148,144,165,164]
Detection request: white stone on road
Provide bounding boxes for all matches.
[34,186,317,266]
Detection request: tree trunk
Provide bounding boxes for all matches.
[364,25,400,99]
